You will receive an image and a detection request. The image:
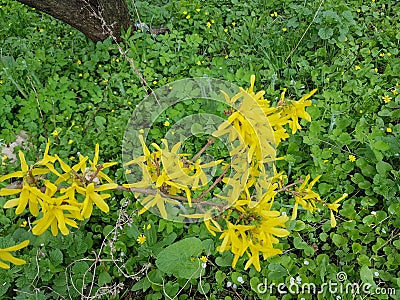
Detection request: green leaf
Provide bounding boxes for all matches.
[49,249,63,266]
[156,237,203,279]
[373,140,390,151]
[98,271,112,286]
[318,28,334,40]
[215,270,226,285]
[376,161,392,174]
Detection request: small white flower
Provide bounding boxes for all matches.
[40,243,44,247]
[300,298,305,300]
[374,272,379,277]
[304,260,309,265]
[120,252,124,257]
[296,276,302,284]
[226,281,232,288]
[237,276,244,284]
[202,262,207,269]
[233,284,237,289]
[371,211,376,216]
[282,212,287,216]
[77,152,81,156]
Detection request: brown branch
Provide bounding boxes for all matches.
[190,137,216,163]
[275,179,304,193]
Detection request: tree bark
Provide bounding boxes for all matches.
[15,0,135,42]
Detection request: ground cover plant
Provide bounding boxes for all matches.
[0,0,399,299]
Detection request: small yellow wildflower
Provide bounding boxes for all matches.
[359,110,363,113]
[39,28,44,33]
[137,29,141,33]
[374,68,378,73]
[186,15,191,19]
[68,139,73,145]
[371,0,375,2]
[196,8,200,12]
[341,71,344,75]
[211,19,215,24]
[20,221,27,228]
[225,55,229,59]
[77,59,82,65]
[270,12,278,17]
[325,77,330,81]
[137,234,146,244]
[382,95,392,103]
[387,53,392,57]
[139,129,145,134]
[88,105,92,109]
[79,73,83,77]
[323,159,329,163]
[164,121,170,127]
[379,53,385,57]
[205,12,209,15]
[116,58,119,62]
[125,169,132,174]
[182,11,187,15]
[69,156,75,161]
[0,80,3,84]
[224,28,228,33]
[153,80,157,85]
[197,60,201,65]
[356,9,361,12]
[206,22,211,27]
[282,27,287,32]
[69,31,73,35]
[392,89,398,95]
[146,224,151,230]
[232,22,236,26]
[128,101,132,105]
[355,65,361,70]
[57,36,61,40]
[200,256,208,262]
[51,130,60,137]
[348,155,356,162]
[386,128,392,133]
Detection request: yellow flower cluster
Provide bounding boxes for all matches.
[0,142,117,239]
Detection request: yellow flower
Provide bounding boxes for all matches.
[374,68,378,73]
[282,27,287,32]
[69,31,72,35]
[206,22,211,27]
[186,15,191,19]
[51,130,60,137]
[393,89,398,95]
[196,8,200,12]
[68,139,73,145]
[146,224,151,230]
[382,95,392,103]
[348,155,356,162]
[137,234,146,244]
[355,65,361,70]
[125,169,132,174]
[197,60,201,65]
[39,28,44,33]
[386,128,392,133]
[200,256,208,262]
[153,80,157,85]
[359,110,363,113]
[20,220,27,227]
[77,59,82,65]
[224,28,228,33]
[139,129,145,134]
[387,53,391,57]
[205,12,209,15]
[232,22,236,26]
[327,193,347,227]
[164,121,170,127]
[225,55,229,59]
[211,19,215,24]
[79,73,83,77]
[291,174,321,220]
[182,11,187,15]
[0,240,30,269]
[379,53,385,57]
[270,12,278,17]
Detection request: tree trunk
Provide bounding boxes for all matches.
[15,0,135,42]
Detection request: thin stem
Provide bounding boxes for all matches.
[190,137,216,163]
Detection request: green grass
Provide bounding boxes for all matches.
[0,0,399,299]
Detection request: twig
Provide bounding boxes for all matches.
[27,76,48,138]
[190,137,216,163]
[285,0,324,63]
[275,179,304,193]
